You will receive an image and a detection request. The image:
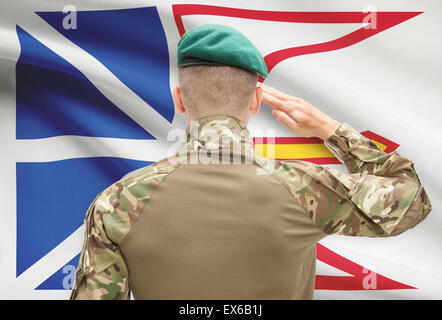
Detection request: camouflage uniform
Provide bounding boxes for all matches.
[70,114,431,300]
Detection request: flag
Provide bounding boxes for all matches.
[0,0,440,299]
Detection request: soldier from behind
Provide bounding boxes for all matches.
[70,24,432,300]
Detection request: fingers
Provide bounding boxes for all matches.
[262,92,293,113]
[272,110,299,132]
[258,82,298,102]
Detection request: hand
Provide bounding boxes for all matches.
[259,83,341,141]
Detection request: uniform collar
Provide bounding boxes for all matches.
[176,114,255,162]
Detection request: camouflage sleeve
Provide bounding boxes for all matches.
[276,122,432,237]
[69,189,130,300]
[69,157,183,300]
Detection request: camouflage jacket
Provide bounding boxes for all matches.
[70,114,432,300]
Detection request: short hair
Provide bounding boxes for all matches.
[178,65,258,119]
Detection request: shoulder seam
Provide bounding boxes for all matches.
[254,158,328,236]
[118,158,185,246]
[254,158,304,208]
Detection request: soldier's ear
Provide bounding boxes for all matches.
[172,86,186,114]
[250,84,262,115]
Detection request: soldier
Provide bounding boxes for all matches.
[70,24,432,300]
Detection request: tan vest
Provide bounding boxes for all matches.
[120,161,326,299]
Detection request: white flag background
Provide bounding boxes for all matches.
[0,0,440,299]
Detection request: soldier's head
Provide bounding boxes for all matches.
[173,24,268,125]
[173,65,262,124]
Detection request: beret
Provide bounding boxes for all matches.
[177,24,268,78]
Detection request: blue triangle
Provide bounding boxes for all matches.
[36,6,174,124]
[16,157,152,277]
[16,25,154,139]
[36,254,80,290]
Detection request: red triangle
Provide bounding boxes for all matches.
[315,243,415,290]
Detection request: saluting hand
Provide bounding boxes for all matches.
[258,83,341,141]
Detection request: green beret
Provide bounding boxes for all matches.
[177,24,268,78]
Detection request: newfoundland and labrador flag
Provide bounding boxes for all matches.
[0,0,441,299]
